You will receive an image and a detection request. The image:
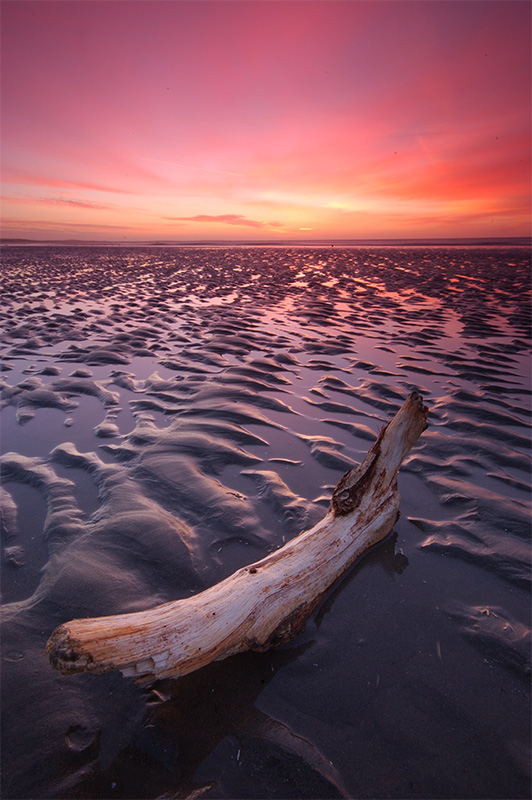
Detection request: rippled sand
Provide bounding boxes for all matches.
[1,244,530,799]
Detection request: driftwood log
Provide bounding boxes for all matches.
[47,391,428,682]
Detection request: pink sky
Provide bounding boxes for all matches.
[1,0,530,241]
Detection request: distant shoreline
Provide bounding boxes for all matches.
[1,236,531,248]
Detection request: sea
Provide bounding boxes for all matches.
[1,243,530,799]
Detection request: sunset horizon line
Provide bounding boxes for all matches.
[2,235,530,247]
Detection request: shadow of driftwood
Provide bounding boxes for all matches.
[69,642,348,799]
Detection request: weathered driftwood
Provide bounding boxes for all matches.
[47,391,428,681]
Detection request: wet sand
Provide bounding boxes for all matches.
[1,244,530,799]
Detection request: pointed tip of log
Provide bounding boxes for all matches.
[331,391,428,516]
[409,390,429,427]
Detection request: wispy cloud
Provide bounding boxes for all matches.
[41,197,112,210]
[1,195,113,210]
[1,167,133,196]
[1,218,129,231]
[165,214,284,230]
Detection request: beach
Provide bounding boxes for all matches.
[1,244,530,799]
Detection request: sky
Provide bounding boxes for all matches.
[1,0,531,242]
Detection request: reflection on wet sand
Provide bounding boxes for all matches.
[73,645,346,800]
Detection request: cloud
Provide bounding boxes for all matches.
[1,218,128,230]
[1,167,134,195]
[1,195,112,210]
[165,214,284,230]
[40,197,112,210]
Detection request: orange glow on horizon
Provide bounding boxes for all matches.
[1,1,530,241]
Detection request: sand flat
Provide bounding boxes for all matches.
[1,244,530,799]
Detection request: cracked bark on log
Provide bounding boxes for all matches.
[46,391,428,681]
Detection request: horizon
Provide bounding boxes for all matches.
[2,235,530,248]
[1,0,531,242]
